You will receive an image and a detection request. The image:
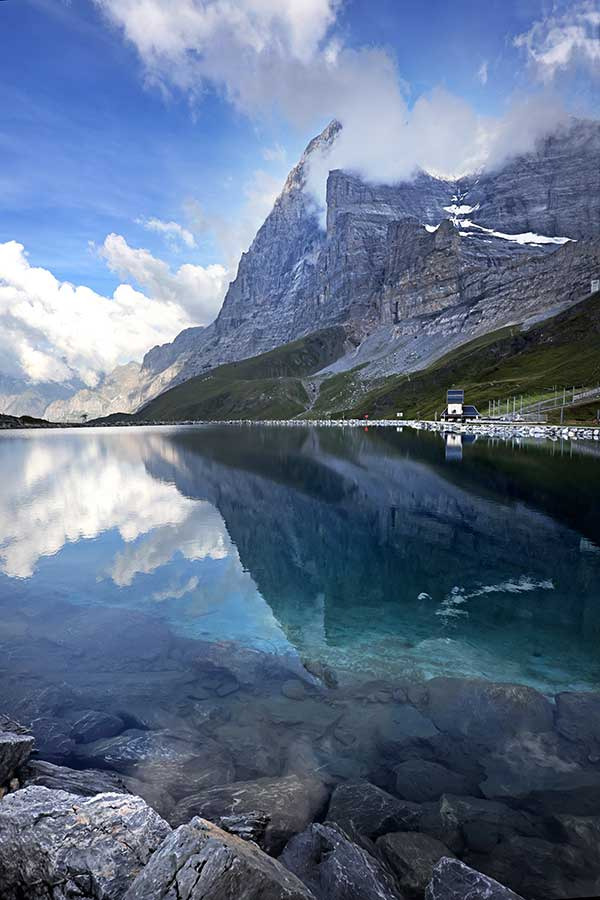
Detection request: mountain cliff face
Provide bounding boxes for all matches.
[43,116,600,421]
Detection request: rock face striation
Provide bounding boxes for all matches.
[40,116,600,421]
[0,786,171,900]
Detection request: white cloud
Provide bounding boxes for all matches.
[478,60,488,85]
[97,233,228,320]
[515,2,600,81]
[0,239,227,386]
[136,216,196,248]
[96,0,570,204]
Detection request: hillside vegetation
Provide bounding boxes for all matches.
[137,326,352,422]
[134,291,600,424]
[313,290,600,421]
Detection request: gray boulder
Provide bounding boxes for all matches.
[74,728,232,799]
[480,731,600,814]
[280,823,402,900]
[0,724,33,787]
[437,794,540,854]
[19,758,175,819]
[20,758,131,795]
[0,785,171,899]
[70,710,125,744]
[466,835,598,899]
[425,678,553,748]
[376,832,454,898]
[170,774,329,854]
[326,781,422,840]
[394,760,475,802]
[124,816,316,900]
[425,857,525,900]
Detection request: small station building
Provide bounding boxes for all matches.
[440,389,481,423]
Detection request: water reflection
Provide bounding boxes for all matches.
[0,425,598,692]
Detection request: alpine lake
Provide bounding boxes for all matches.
[1,423,600,897]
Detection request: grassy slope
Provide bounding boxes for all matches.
[138,326,350,422]
[313,290,600,421]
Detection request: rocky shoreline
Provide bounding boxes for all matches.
[2,668,600,899]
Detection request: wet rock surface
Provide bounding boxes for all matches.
[280,823,402,900]
[0,786,171,900]
[123,816,316,900]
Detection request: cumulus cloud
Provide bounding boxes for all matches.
[0,239,227,386]
[514,2,600,81]
[97,233,228,320]
[136,216,196,248]
[95,0,571,202]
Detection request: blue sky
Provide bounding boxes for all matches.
[0,0,598,387]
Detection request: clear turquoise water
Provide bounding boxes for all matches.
[0,424,599,695]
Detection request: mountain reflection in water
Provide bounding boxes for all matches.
[0,424,598,693]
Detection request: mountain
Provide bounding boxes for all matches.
[0,374,82,419]
[39,116,600,421]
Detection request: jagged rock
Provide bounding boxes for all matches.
[555,691,600,758]
[326,781,422,840]
[376,832,455,898]
[425,857,525,900]
[424,678,554,748]
[0,786,170,899]
[170,774,329,854]
[394,760,475,803]
[465,835,598,899]
[0,720,33,786]
[70,710,125,744]
[124,816,316,900]
[437,794,540,854]
[280,823,402,900]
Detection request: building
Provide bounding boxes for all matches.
[592,278,600,294]
[440,388,481,422]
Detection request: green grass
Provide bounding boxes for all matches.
[138,326,350,422]
[320,290,600,420]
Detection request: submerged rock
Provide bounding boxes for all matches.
[480,731,600,814]
[70,710,125,744]
[0,785,170,899]
[280,823,402,900]
[555,691,600,758]
[466,835,598,899]
[171,774,329,854]
[437,794,540,854]
[326,781,422,840]
[394,760,475,802]
[425,678,554,748]
[376,832,454,898]
[425,857,525,900]
[124,817,315,900]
